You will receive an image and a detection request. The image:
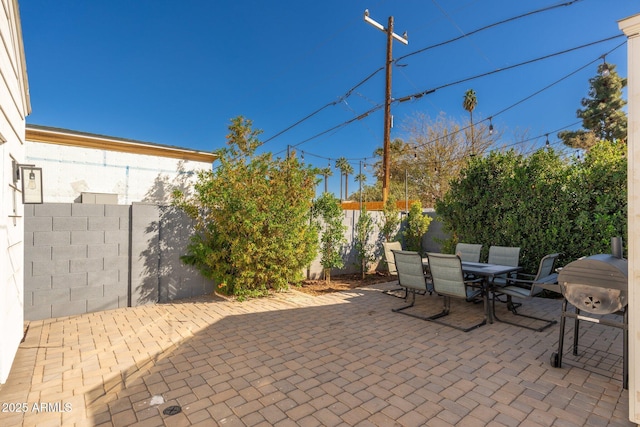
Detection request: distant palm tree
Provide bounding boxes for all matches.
[335,157,353,200]
[463,89,477,153]
[343,162,354,199]
[320,167,333,193]
[355,173,367,205]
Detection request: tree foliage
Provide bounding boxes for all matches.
[381,196,401,242]
[358,113,496,205]
[375,113,497,207]
[312,192,347,283]
[172,116,319,299]
[403,201,432,253]
[435,141,626,273]
[354,207,377,279]
[559,62,627,150]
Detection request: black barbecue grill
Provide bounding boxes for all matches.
[550,238,628,389]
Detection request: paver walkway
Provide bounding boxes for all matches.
[0,282,633,426]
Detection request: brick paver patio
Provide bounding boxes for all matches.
[0,282,633,426]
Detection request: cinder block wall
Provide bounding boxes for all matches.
[24,203,214,320]
[129,203,213,305]
[24,203,442,318]
[24,203,130,320]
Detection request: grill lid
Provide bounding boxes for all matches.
[558,254,627,291]
[558,254,628,314]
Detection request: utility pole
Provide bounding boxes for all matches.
[364,9,407,206]
[359,160,363,210]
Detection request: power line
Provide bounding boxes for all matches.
[261,66,384,146]
[407,40,627,151]
[296,40,625,169]
[394,34,626,103]
[260,1,584,147]
[282,34,624,157]
[395,0,583,64]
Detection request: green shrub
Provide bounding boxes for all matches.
[313,192,346,283]
[435,142,626,273]
[355,207,376,279]
[173,117,319,299]
[403,201,432,253]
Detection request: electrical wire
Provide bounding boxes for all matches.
[260,66,384,146]
[282,34,625,159]
[296,39,625,170]
[260,1,584,147]
[394,34,625,103]
[395,0,584,64]
[406,40,627,152]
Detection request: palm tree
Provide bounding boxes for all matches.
[335,157,352,200]
[320,167,333,193]
[343,162,354,199]
[355,172,367,206]
[463,89,477,154]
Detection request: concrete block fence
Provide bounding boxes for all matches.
[24,203,214,321]
[24,204,444,320]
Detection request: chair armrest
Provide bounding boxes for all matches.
[504,276,536,288]
[464,278,485,287]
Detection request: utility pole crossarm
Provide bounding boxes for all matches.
[364,10,408,44]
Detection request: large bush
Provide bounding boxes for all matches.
[435,141,626,273]
[173,117,319,298]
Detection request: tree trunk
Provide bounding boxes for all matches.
[345,174,349,199]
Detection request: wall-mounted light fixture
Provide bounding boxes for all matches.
[12,160,43,203]
[21,166,43,204]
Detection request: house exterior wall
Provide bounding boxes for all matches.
[619,12,640,424]
[0,0,30,384]
[25,140,213,204]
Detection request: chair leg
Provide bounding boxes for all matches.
[383,283,408,299]
[392,292,486,332]
[392,290,441,322]
[391,289,416,312]
[492,293,556,332]
[505,295,522,312]
[426,296,487,332]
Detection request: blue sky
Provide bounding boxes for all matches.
[20,1,638,196]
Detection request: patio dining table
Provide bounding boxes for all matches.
[422,258,522,323]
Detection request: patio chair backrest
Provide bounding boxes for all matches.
[383,241,403,274]
[426,253,467,299]
[488,246,520,267]
[455,243,482,263]
[393,250,427,291]
[535,253,561,281]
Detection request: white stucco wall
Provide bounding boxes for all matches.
[25,141,213,204]
[0,0,30,384]
[619,12,640,424]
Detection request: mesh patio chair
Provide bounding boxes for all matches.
[423,252,487,332]
[488,245,521,286]
[390,250,433,314]
[382,241,406,298]
[455,243,482,263]
[492,253,561,331]
[383,241,402,275]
